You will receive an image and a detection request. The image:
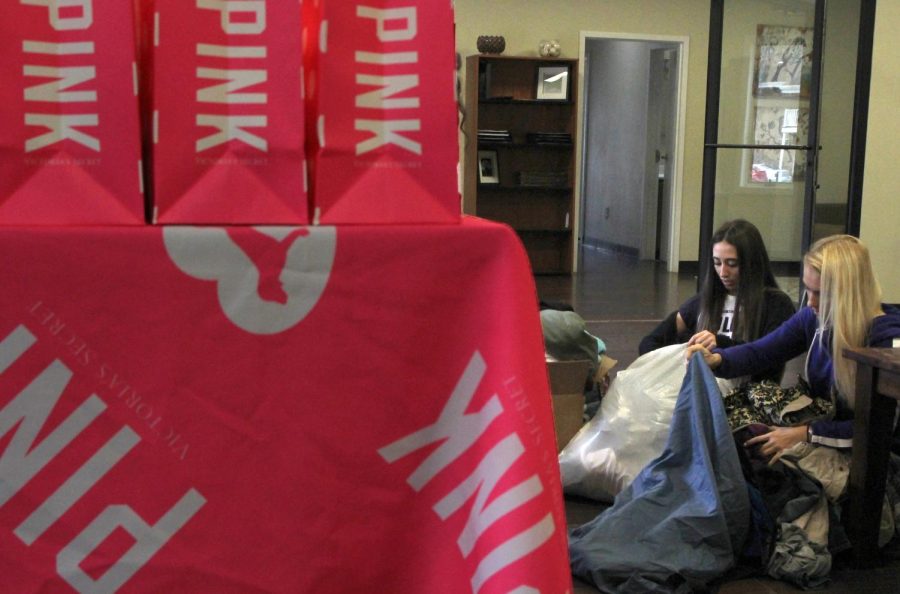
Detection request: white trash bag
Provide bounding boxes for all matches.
[558,343,738,502]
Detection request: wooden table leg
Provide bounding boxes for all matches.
[847,361,897,567]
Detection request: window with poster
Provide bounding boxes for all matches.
[743,24,812,186]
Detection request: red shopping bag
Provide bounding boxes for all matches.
[303,1,460,224]
[0,0,145,225]
[152,0,307,224]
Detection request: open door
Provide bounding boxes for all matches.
[578,33,687,273]
[642,48,678,262]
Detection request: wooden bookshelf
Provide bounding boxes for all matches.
[463,55,578,274]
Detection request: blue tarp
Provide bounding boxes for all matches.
[568,353,750,592]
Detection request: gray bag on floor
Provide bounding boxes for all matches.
[540,309,603,377]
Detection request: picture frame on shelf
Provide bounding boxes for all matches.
[478,150,500,184]
[536,65,570,100]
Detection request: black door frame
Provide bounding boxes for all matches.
[847,0,877,236]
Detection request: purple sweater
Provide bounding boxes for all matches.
[712,305,900,447]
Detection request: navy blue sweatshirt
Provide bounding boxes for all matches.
[712,305,900,446]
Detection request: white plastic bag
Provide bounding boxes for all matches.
[558,343,737,502]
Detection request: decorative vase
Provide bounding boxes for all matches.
[477,35,506,55]
[539,39,561,58]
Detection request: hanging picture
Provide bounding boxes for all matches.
[478,150,500,184]
[752,24,813,98]
[536,65,570,100]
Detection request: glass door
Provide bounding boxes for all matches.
[700,0,826,302]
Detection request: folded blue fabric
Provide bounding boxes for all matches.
[568,353,750,592]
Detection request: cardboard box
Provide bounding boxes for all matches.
[547,359,592,452]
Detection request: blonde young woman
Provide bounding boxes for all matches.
[687,234,900,460]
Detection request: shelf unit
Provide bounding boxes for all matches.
[463,55,578,274]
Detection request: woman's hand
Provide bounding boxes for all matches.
[744,425,808,464]
[684,344,722,369]
[687,330,718,350]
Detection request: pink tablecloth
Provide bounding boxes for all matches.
[0,217,571,593]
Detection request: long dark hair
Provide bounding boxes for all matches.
[697,219,780,342]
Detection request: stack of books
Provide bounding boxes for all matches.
[517,171,569,188]
[526,132,572,146]
[477,129,512,144]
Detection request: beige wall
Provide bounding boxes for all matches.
[455,0,898,291]
[454,0,711,261]
[861,1,900,302]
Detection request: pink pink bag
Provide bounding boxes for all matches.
[152,0,307,224]
[303,1,460,223]
[0,0,144,225]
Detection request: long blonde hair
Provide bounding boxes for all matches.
[804,235,882,405]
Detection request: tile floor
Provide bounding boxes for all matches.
[535,246,900,593]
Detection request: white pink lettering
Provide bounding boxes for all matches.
[196,115,267,152]
[354,5,422,156]
[355,74,419,109]
[21,0,100,152]
[57,490,205,594]
[357,6,416,41]
[355,119,420,155]
[0,325,206,594]
[21,0,93,31]
[24,65,97,102]
[16,426,140,545]
[197,67,267,104]
[195,2,269,152]
[196,0,265,35]
[24,114,99,152]
[378,351,553,594]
